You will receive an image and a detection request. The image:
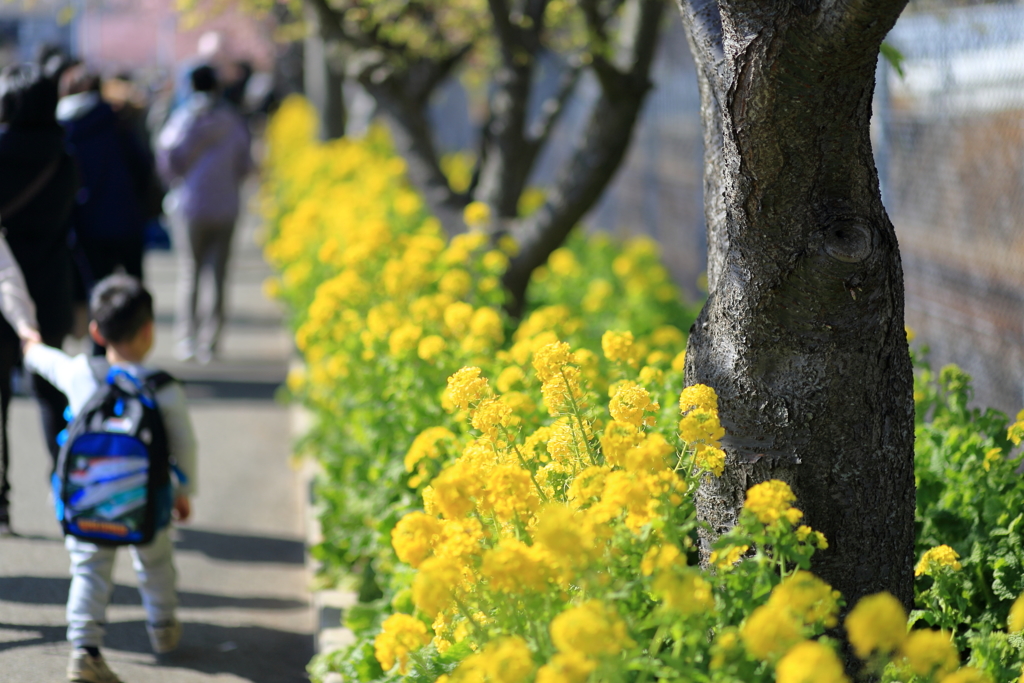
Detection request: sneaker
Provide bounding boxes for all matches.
[0,510,12,538]
[67,648,123,683]
[147,618,182,654]
[173,340,195,362]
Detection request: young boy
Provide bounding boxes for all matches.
[24,274,197,683]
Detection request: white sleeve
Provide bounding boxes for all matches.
[23,344,79,398]
[0,233,38,337]
[156,382,198,497]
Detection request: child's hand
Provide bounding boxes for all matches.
[173,494,191,522]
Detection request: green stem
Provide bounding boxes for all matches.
[636,625,667,683]
[560,367,598,466]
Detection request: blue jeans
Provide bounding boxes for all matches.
[65,529,177,647]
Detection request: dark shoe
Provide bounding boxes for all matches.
[0,510,12,538]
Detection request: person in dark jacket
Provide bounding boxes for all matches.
[58,65,150,283]
[0,64,78,533]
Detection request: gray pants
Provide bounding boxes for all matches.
[174,217,237,355]
[66,529,177,647]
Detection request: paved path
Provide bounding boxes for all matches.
[0,204,313,682]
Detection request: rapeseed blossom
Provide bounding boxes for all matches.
[916,544,962,577]
[744,480,802,526]
[900,629,959,678]
[373,613,431,673]
[550,600,633,657]
[1009,593,1024,633]
[845,591,908,658]
[775,640,849,683]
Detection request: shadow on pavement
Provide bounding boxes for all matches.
[0,576,306,611]
[182,379,282,401]
[0,619,312,683]
[175,527,305,564]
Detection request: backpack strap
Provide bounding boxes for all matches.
[145,371,177,392]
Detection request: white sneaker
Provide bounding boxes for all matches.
[67,648,124,683]
[147,618,182,654]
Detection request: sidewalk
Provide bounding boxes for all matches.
[0,206,313,682]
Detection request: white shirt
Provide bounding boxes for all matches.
[24,345,198,497]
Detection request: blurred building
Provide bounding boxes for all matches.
[0,0,276,79]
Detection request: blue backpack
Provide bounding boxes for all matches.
[53,360,180,546]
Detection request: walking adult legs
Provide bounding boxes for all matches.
[173,218,235,363]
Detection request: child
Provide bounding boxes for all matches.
[24,274,197,683]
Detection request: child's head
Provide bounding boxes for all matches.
[89,275,155,358]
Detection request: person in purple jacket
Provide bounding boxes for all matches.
[157,65,251,364]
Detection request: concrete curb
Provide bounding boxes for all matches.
[291,400,356,682]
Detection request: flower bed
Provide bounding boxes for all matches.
[262,97,1024,683]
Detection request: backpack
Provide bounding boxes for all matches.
[53,359,179,546]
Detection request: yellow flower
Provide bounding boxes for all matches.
[609,382,656,428]
[845,592,908,659]
[404,427,455,472]
[535,651,595,683]
[678,409,725,448]
[1008,408,1024,446]
[915,545,962,577]
[412,555,462,617]
[471,397,516,442]
[709,544,748,570]
[694,445,726,476]
[940,668,993,683]
[483,464,538,522]
[481,537,556,593]
[391,512,443,568]
[679,384,719,413]
[601,330,636,364]
[768,571,841,628]
[443,301,474,337]
[532,341,575,383]
[671,350,687,372]
[495,365,526,393]
[451,637,535,683]
[469,307,504,343]
[439,269,472,297]
[900,629,959,678]
[550,601,633,657]
[444,367,489,411]
[533,503,595,568]
[374,613,430,673]
[775,641,849,683]
[744,480,799,526]
[741,603,802,660]
[430,460,484,519]
[388,323,422,357]
[417,335,446,361]
[463,202,491,227]
[653,568,715,615]
[548,248,580,276]
[640,544,681,576]
[1009,593,1024,633]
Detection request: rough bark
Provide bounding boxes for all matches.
[678,0,916,610]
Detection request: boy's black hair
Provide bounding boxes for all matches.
[0,63,58,126]
[190,64,218,93]
[89,275,154,344]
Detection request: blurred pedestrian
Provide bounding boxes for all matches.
[0,64,79,530]
[157,65,251,364]
[58,65,150,286]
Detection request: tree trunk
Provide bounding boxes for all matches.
[304,4,346,139]
[679,0,916,610]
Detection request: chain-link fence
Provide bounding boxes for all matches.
[880,3,1024,413]
[590,4,1024,413]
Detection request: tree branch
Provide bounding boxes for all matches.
[502,0,666,316]
[526,63,581,145]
